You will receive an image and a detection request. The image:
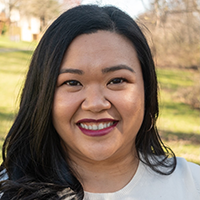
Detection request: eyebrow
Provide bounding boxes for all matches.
[102,65,135,74]
[59,68,84,75]
[59,64,135,75]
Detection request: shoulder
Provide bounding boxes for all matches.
[174,157,200,190]
[138,156,200,199]
[157,157,200,198]
[175,157,200,173]
[174,157,200,180]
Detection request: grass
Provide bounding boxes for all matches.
[0,35,37,50]
[156,68,195,90]
[0,36,199,165]
[157,68,200,164]
[0,36,35,160]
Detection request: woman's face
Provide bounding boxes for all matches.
[52,31,144,163]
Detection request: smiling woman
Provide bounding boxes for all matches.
[0,4,200,200]
[52,31,144,169]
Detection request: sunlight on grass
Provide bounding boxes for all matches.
[166,142,200,165]
[157,68,200,164]
[0,35,37,50]
[0,52,30,110]
[0,45,34,161]
[158,98,200,134]
[157,68,195,90]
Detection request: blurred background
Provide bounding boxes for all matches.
[0,0,199,164]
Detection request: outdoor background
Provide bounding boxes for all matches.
[0,0,200,164]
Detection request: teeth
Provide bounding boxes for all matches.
[79,122,115,130]
[92,124,98,130]
[85,124,88,129]
[98,123,103,130]
[88,125,92,130]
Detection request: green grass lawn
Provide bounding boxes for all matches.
[157,68,200,165]
[0,50,31,155]
[0,36,35,161]
[0,36,199,165]
[0,35,37,50]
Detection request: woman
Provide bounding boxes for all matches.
[0,5,199,200]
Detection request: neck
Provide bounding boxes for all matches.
[69,151,139,193]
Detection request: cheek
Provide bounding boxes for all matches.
[52,91,81,125]
[116,87,144,115]
[122,91,144,135]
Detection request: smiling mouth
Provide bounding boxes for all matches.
[78,121,116,130]
[76,119,118,137]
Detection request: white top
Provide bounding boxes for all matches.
[83,157,200,200]
[1,157,200,199]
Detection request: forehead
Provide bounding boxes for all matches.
[65,31,135,56]
[61,31,140,73]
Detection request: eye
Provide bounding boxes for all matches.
[108,77,128,85]
[63,80,82,86]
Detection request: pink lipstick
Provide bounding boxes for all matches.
[76,118,118,137]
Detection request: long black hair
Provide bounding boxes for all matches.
[0,4,176,199]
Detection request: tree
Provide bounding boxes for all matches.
[19,0,60,32]
[139,0,200,68]
[139,0,200,109]
[0,0,20,23]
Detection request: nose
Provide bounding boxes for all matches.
[81,85,111,113]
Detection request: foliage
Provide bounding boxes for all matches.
[139,0,200,69]
[19,0,60,31]
[0,0,61,33]
[1,24,8,35]
[138,0,200,121]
